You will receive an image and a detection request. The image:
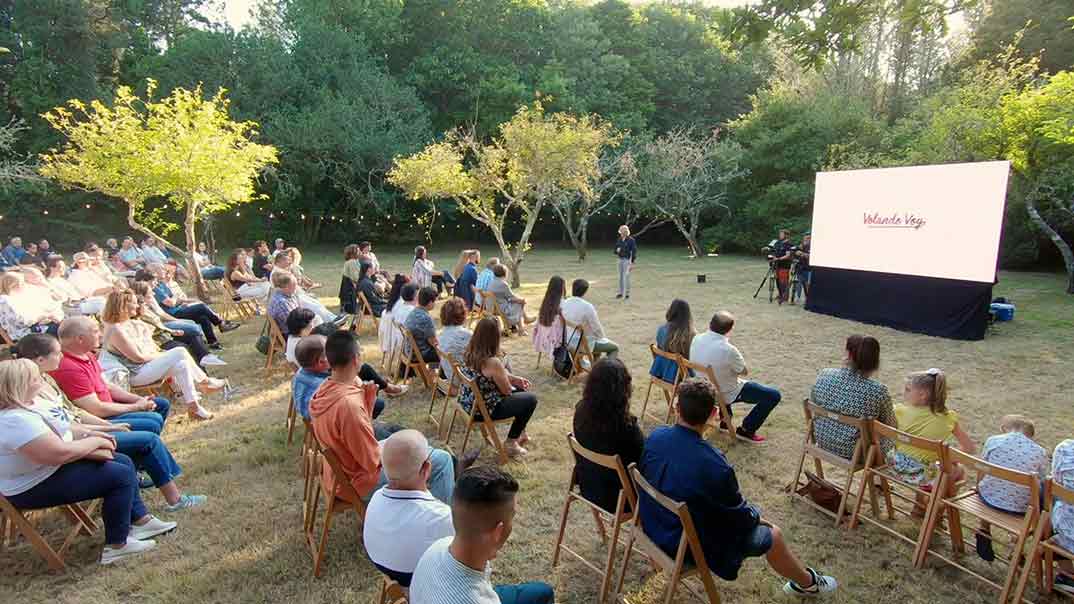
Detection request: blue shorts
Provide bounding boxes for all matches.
[744,524,774,557]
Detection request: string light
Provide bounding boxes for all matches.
[43,210,49,215]
[85,204,91,209]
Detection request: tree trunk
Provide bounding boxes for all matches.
[672,219,703,258]
[1026,195,1074,294]
[184,204,209,302]
[577,218,588,262]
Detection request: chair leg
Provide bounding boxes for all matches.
[551,496,572,568]
[1001,529,1032,604]
[640,381,654,426]
[286,401,296,446]
[4,510,65,571]
[613,526,637,602]
[600,515,626,604]
[535,352,541,368]
[662,561,682,604]
[592,508,609,545]
[947,508,965,555]
[313,497,336,577]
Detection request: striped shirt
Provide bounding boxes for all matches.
[410,537,499,604]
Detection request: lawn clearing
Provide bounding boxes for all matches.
[3,246,1072,604]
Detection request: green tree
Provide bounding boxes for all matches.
[550,141,637,262]
[967,0,1074,75]
[390,104,614,286]
[39,81,278,298]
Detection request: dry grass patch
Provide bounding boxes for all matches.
[3,246,1072,604]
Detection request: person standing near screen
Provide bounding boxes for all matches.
[771,229,793,305]
[793,233,811,303]
[614,225,636,300]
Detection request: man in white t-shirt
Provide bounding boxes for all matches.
[364,430,454,587]
[560,279,618,359]
[688,311,782,444]
[410,465,554,604]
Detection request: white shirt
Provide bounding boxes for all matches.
[0,408,68,496]
[410,536,498,604]
[363,487,455,576]
[689,331,746,401]
[67,268,111,298]
[285,336,300,366]
[561,296,605,348]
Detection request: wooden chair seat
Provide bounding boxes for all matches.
[641,344,682,427]
[947,492,1027,532]
[216,279,257,321]
[0,495,97,571]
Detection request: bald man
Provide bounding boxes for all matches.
[363,430,454,587]
[410,466,554,604]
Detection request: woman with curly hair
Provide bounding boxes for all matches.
[572,358,644,513]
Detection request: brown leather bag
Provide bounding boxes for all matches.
[795,471,844,515]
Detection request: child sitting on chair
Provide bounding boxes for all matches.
[975,414,1048,562]
[889,368,976,491]
[1051,439,1074,594]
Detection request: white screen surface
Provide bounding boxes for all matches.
[810,161,1010,283]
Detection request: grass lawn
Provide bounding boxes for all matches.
[3,245,1072,604]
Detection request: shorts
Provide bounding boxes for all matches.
[887,450,932,485]
[744,524,774,558]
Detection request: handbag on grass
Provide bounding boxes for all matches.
[552,322,578,379]
[255,319,270,355]
[795,471,845,515]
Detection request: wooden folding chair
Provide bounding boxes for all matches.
[789,399,872,525]
[480,290,512,336]
[467,286,487,327]
[131,378,172,402]
[354,291,381,335]
[614,464,722,604]
[286,379,298,446]
[444,367,513,465]
[301,418,319,530]
[398,323,437,390]
[377,575,409,604]
[0,495,97,571]
[216,279,256,321]
[848,421,951,565]
[918,446,1041,604]
[676,359,735,445]
[264,315,288,374]
[304,439,367,577]
[562,318,594,382]
[640,344,683,427]
[427,347,460,439]
[553,434,639,604]
[1015,478,1073,603]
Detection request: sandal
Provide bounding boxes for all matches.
[187,403,214,421]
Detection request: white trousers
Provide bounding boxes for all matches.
[129,347,207,405]
[237,281,271,301]
[298,292,336,323]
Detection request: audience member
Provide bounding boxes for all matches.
[67,252,114,314]
[364,429,456,587]
[97,291,224,421]
[412,245,454,296]
[385,283,419,361]
[890,368,975,488]
[474,257,499,307]
[561,278,617,359]
[226,249,270,301]
[309,331,452,502]
[271,252,339,324]
[117,237,145,271]
[0,271,63,339]
[342,244,364,285]
[193,241,225,280]
[488,264,533,335]
[37,239,50,258]
[103,238,120,259]
[21,242,43,267]
[452,249,481,309]
[460,318,538,458]
[251,241,273,280]
[811,334,894,459]
[437,298,472,379]
[147,264,236,346]
[140,237,168,265]
[378,274,410,354]
[0,358,177,564]
[130,281,223,367]
[410,465,555,604]
[87,243,128,282]
[531,276,565,360]
[270,238,286,261]
[689,311,780,444]
[355,262,387,317]
[573,358,644,513]
[1051,439,1074,593]
[285,308,320,367]
[44,256,92,314]
[650,299,694,383]
[404,286,440,364]
[357,241,391,284]
[638,378,837,595]
[975,414,1047,562]
[2,236,26,266]
[292,332,403,418]
[270,272,314,336]
[19,334,205,511]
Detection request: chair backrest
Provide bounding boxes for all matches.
[946,446,1042,507]
[453,362,495,421]
[1045,478,1074,515]
[869,420,944,463]
[803,399,871,439]
[568,433,637,511]
[317,440,365,509]
[357,290,376,317]
[399,323,426,364]
[678,359,729,403]
[267,313,286,344]
[649,343,683,383]
[628,464,710,574]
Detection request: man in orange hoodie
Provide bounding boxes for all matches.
[309,330,455,503]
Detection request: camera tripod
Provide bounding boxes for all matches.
[753,261,800,304]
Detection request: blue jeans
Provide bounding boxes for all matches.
[730,381,782,434]
[165,319,205,340]
[109,396,171,434]
[113,430,182,487]
[7,454,146,546]
[494,582,555,604]
[201,266,225,280]
[365,448,455,504]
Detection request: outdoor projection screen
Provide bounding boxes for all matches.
[810,161,1010,284]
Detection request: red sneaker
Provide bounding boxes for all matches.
[735,428,766,444]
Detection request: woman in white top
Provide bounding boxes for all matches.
[44,256,86,305]
[225,249,270,301]
[98,290,225,421]
[412,246,454,295]
[378,275,410,358]
[0,358,177,565]
[0,272,63,340]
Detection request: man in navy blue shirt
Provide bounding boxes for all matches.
[638,378,838,596]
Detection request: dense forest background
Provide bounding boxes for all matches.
[0,0,1071,270]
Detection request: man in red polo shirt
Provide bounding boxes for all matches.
[50,316,171,435]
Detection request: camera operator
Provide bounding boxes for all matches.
[793,233,811,303]
[769,229,794,304]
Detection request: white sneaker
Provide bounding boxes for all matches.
[783,568,837,597]
[199,354,228,367]
[129,515,177,541]
[100,536,156,565]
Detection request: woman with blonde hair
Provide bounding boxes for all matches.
[98,290,226,420]
[452,249,481,309]
[0,358,177,564]
[226,248,270,301]
[0,271,64,339]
